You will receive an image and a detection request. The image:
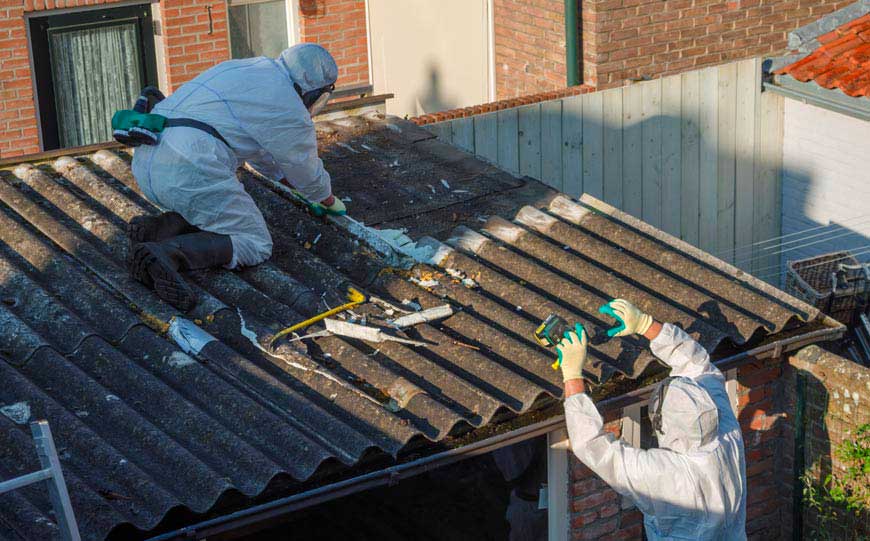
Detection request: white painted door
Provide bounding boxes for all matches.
[366,0,493,118]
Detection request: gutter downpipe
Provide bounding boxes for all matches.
[147,324,843,541]
[565,0,580,87]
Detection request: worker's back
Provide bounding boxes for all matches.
[149,56,311,165]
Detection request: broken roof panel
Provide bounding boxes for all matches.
[0,114,827,540]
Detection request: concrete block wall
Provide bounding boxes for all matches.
[581,0,854,89]
[568,356,796,540]
[781,98,870,265]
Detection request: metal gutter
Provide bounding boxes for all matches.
[147,321,844,541]
[764,77,870,122]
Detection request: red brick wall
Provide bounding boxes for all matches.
[0,0,230,158]
[568,355,796,540]
[581,0,855,88]
[493,0,574,100]
[299,0,368,87]
[161,0,231,90]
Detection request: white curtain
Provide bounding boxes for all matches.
[49,22,142,147]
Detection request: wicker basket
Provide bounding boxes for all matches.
[786,251,869,325]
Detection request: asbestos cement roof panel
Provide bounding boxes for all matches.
[0,114,824,540]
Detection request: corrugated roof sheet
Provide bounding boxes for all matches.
[0,114,823,540]
[776,12,870,97]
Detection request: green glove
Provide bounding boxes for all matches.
[599,298,653,337]
[555,323,587,382]
[292,191,347,216]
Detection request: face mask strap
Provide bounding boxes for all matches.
[650,377,676,434]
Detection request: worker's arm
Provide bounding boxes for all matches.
[246,104,333,204]
[245,152,285,182]
[649,323,721,381]
[564,391,684,516]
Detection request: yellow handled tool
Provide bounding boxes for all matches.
[270,286,367,348]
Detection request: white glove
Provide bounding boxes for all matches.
[600,298,653,337]
[555,324,587,382]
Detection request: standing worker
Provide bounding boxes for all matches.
[556,299,746,539]
[123,44,346,311]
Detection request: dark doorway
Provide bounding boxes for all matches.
[29,4,158,150]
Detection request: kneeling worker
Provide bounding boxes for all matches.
[556,299,746,539]
[125,44,345,311]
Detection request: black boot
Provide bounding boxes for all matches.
[130,231,233,311]
[127,212,199,244]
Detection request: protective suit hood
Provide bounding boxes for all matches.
[656,377,719,454]
[278,44,338,94]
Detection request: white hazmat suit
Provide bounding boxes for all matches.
[565,323,747,540]
[131,44,337,269]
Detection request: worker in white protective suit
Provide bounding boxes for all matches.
[127,44,345,311]
[556,299,746,540]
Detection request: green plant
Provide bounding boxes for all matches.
[802,423,870,540]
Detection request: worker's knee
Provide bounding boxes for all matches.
[227,232,273,269]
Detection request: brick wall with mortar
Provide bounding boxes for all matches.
[785,345,870,539]
[0,0,230,158]
[581,0,855,89]
[298,0,368,87]
[568,354,806,540]
[493,0,579,100]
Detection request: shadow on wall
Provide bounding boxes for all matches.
[777,166,870,287]
[414,62,459,118]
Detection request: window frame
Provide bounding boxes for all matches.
[225,0,297,60]
[28,3,158,150]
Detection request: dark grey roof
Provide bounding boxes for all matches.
[0,114,826,540]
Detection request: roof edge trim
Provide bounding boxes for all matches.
[765,76,870,121]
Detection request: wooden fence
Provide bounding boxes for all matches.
[425,58,784,278]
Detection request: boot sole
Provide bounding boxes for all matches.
[131,243,198,312]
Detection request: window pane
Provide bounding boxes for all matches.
[229,0,287,59]
[49,22,143,147]
[228,4,253,59]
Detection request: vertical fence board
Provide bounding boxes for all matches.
[717,62,738,263]
[642,79,663,228]
[734,59,758,271]
[497,108,519,174]
[602,88,623,208]
[519,104,542,179]
[582,91,605,200]
[428,122,452,144]
[424,58,782,273]
[474,112,499,164]
[753,90,784,281]
[451,116,475,152]
[541,100,564,190]
[562,94,584,197]
[662,75,682,237]
[680,70,701,246]
[623,84,644,218]
[699,66,719,253]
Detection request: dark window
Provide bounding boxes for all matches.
[29,4,158,150]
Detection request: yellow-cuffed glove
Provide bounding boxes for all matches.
[322,197,347,216]
[599,298,653,337]
[555,323,587,382]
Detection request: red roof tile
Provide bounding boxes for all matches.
[410,85,595,125]
[776,13,870,97]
